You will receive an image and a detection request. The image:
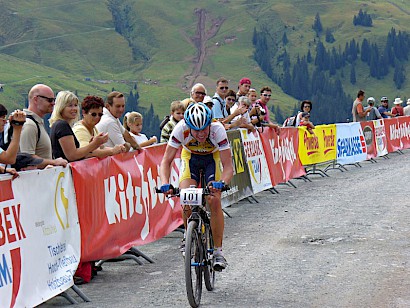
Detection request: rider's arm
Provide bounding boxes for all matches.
[159,144,179,185]
[219,148,233,184]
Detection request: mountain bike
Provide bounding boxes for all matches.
[156,172,229,308]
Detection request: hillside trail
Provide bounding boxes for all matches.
[40,149,410,307]
[183,9,225,90]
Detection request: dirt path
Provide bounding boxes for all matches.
[184,9,225,90]
[40,150,410,307]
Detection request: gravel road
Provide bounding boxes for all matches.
[41,150,410,308]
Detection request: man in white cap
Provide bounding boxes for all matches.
[391,97,404,116]
[366,97,382,120]
[404,99,410,116]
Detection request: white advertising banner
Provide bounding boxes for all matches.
[373,119,388,157]
[0,167,81,308]
[239,129,272,194]
[336,123,367,165]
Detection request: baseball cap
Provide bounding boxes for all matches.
[239,78,251,85]
[11,153,44,171]
[367,97,375,104]
[381,96,388,102]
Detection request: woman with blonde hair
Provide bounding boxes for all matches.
[50,91,107,161]
[123,112,157,147]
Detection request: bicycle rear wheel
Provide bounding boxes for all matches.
[204,224,215,291]
[185,220,203,308]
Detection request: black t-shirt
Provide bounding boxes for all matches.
[50,119,80,161]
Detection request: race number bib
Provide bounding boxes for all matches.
[180,187,203,206]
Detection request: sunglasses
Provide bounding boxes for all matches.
[226,97,236,102]
[37,95,56,103]
[262,94,271,97]
[219,86,229,90]
[303,105,311,108]
[90,112,104,117]
[194,91,206,96]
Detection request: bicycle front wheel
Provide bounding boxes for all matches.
[204,224,215,291]
[185,220,203,308]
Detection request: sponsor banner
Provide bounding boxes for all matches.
[336,123,367,165]
[298,125,336,165]
[259,127,306,185]
[223,130,253,207]
[373,119,388,157]
[360,121,377,159]
[0,167,80,308]
[239,128,272,194]
[70,145,183,262]
[385,117,410,152]
[397,116,410,149]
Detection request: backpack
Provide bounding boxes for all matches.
[159,115,171,130]
[283,114,298,127]
[0,115,41,150]
[212,96,229,118]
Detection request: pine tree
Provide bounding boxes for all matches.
[282,32,288,45]
[350,65,356,84]
[312,13,323,36]
[394,64,405,89]
[325,28,335,43]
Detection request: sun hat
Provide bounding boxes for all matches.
[393,97,403,105]
[11,153,44,171]
[407,99,410,105]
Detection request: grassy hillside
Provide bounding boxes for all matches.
[1,0,410,120]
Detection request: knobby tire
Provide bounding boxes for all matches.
[185,220,202,308]
[203,224,215,291]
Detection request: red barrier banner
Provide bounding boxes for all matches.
[259,127,306,185]
[384,118,401,152]
[385,116,410,151]
[397,116,410,149]
[70,145,183,262]
[360,121,377,159]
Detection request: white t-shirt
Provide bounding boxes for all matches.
[95,107,126,147]
[130,132,148,145]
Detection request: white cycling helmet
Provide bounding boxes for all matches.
[184,103,212,131]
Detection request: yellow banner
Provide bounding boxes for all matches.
[298,124,336,165]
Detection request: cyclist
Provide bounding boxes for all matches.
[159,103,233,271]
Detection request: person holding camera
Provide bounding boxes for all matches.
[0,109,26,165]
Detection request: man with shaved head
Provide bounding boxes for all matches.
[20,84,67,168]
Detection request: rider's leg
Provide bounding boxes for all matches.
[207,192,224,247]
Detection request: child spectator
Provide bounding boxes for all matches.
[160,101,186,143]
[124,112,157,147]
[230,96,255,132]
[299,112,315,134]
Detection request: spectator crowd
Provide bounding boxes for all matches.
[352,89,410,122]
[3,80,409,283]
